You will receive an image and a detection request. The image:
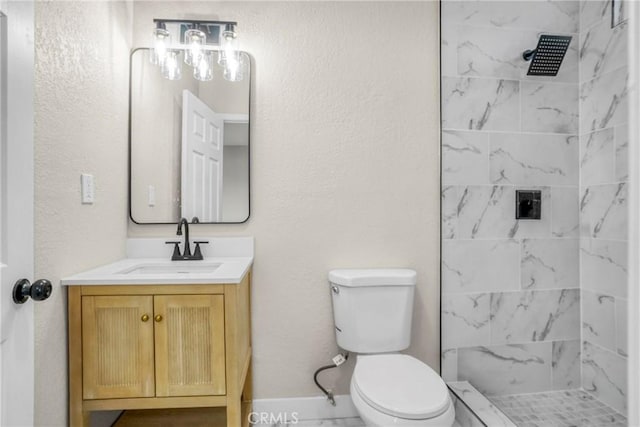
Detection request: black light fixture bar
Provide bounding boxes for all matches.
[153,18,237,26]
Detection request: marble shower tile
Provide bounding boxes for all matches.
[551,186,579,237]
[580,128,615,186]
[580,183,627,239]
[616,298,628,357]
[456,26,538,79]
[580,67,628,133]
[442,293,491,348]
[442,77,520,131]
[442,1,579,33]
[442,131,490,185]
[552,340,581,390]
[581,0,611,31]
[442,186,458,239]
[440,21,458,77]
[581,239,628,298]
[490,289,580,344]
[457,343,552,395]
[442,348,458,382]
[456,185,551,239]
[490,133,578,185]
[615,124,628,181]
[521,239,579,290]
[521,82,579,134]
[580,16,627,82]
[442,239,519,293]
[582,341,627,414]
[583,290,616,351]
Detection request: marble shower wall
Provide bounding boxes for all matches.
[441,0,582,397]
[441,0,630,416]
[579,0,628,414]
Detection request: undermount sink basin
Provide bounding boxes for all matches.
[118,262,222,275]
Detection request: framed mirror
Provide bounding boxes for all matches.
[129,48,250,224]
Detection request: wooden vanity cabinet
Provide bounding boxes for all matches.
[68,272,252,427]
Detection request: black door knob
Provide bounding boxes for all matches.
[13,278,52,304]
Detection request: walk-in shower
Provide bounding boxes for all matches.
[441,1,630,426]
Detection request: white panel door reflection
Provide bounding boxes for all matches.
[181,89,223,222]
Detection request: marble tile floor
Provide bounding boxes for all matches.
[489,389,627,427]
[253,417,464,427]
[252,417,364,427]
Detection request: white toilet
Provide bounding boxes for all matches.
[329,269,455,427]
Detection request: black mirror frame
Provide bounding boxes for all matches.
[127,47,252,225]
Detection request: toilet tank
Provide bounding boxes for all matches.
[329,269,416,353]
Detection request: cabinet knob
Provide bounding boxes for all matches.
[154,314,163,322]
[141,314,149,322]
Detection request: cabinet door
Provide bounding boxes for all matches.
[154,295,226,396]
[82,296,155,399]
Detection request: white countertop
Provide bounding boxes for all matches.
[61,237,254,286]
[61,257,253,285]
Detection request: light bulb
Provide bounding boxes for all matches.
[151,26,171,65]
[194,51,214,81]
[223,53,245,82]
[161,50,182,80]
[218,24,239,67]
[184,28,206,67]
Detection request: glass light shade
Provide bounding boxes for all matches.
[194,51,214,81]
[184,28,206,67]
[223,54,245,82]
[150,27,171,65]
[161,50,182,80]
[218,26,239,67]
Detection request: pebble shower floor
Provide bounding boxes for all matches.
[489,389,627,427]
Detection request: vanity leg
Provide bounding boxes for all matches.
[69,287,89,427]
[226,400,242,427]
[241,364,253,427]
[70,409,90,427]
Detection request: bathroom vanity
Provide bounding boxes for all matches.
[63,238,253,427]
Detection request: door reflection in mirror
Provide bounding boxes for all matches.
[130,48,250,224]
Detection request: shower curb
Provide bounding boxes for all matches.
[448,381,517,427]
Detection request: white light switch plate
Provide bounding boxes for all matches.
[81,173,94,204]
[148,185,156,207]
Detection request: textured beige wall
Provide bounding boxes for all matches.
[34,1,131,425]
[33,2,440,424]
[129,1,441,399]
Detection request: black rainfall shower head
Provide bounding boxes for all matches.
[523,34,572,76]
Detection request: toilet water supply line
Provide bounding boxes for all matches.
[313,352,349,406]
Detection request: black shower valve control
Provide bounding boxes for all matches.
[516,190,542,220]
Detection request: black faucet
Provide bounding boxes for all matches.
[165,217,208,261]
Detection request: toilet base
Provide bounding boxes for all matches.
[350,379,455,427]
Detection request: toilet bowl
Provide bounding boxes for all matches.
[328,269,455,427]
[350,354,454,427]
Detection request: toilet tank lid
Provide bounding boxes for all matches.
[328,269,416,287]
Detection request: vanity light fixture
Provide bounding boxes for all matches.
[161,49,182,81]
[150,18,244,82]
[194,51,214,82]
[183,27,206,67]
[150,22,171,65]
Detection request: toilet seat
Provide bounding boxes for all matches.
[352,354,450,420]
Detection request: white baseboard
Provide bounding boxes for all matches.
[252,394,358,421]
